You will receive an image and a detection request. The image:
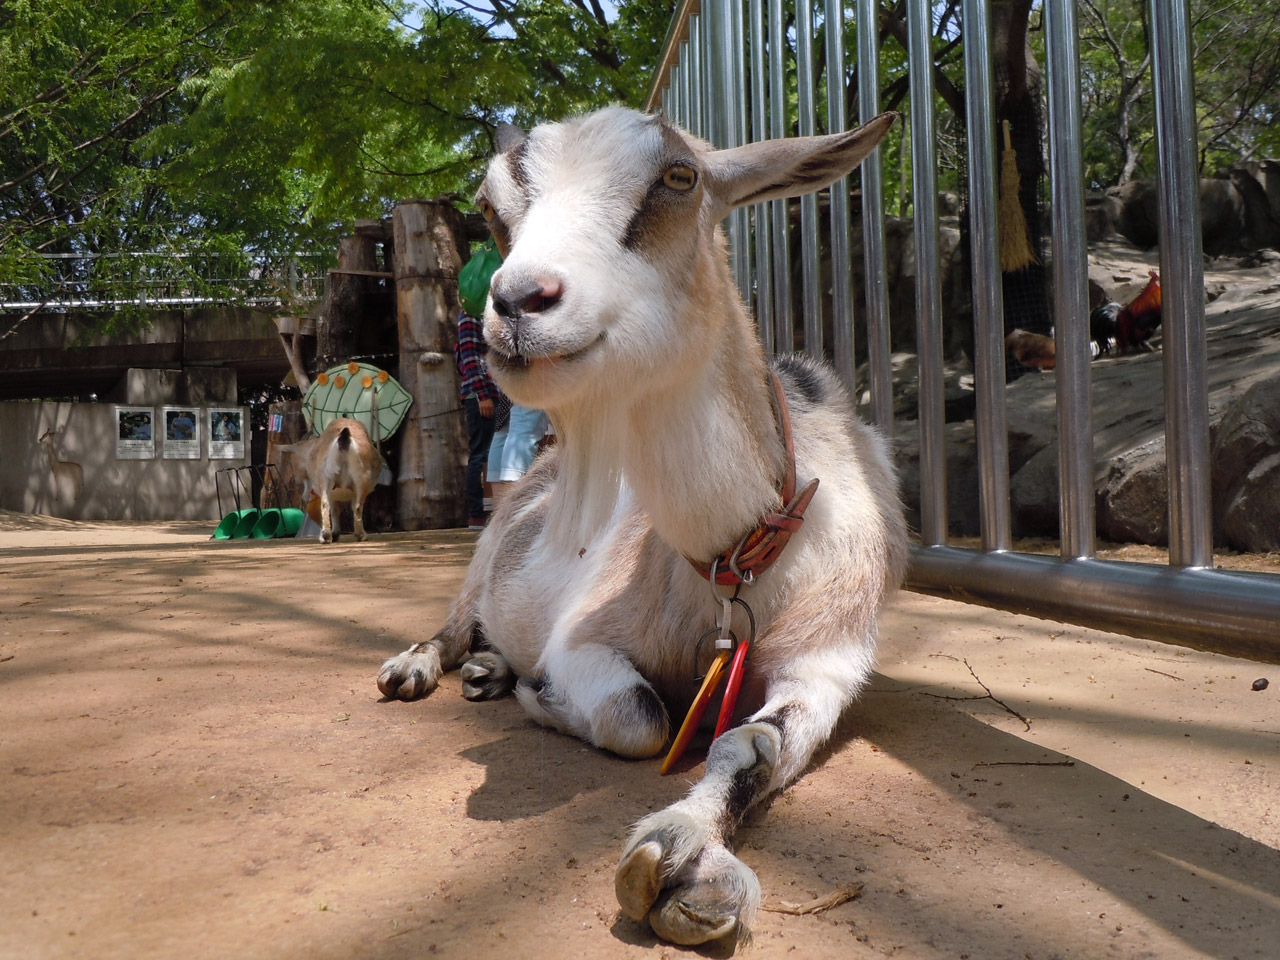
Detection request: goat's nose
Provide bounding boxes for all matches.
[491,276,563,318]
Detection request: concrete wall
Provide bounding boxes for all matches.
[2,399,250,522]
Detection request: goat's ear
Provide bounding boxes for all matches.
[496,122,526,153]
[702,112,897,212]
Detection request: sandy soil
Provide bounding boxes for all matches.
[1,515,1277,960]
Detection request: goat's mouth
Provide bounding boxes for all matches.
[491,333,605,372]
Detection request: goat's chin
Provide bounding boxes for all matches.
[490,339,609,409]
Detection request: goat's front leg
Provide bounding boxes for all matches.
[615,639,873,945]
[515,642,670,759]
[377,560,489,700]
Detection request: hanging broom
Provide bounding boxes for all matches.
[998,119,1038,272]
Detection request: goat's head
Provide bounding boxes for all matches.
[474,106,895,410]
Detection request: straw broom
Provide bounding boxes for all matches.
[998,119,1038,272]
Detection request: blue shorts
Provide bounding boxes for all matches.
[487,404,549,482]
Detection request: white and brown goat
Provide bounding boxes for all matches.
[377,107,907,945]
[279,417,383,543]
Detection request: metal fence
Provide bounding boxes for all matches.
[0,251,327,313]
[647,0,1280,660]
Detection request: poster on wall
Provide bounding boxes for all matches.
[161,406,201,459]
[114,405,155,459]
[207,407,245,460]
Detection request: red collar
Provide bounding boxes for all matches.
[688,369,819,587]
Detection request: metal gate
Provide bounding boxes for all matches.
[646,0,1280,660]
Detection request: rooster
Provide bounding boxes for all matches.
[1116,270,1162,353]
[1089,301,1119,356]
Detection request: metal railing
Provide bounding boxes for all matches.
[0,251,327,313]
[648,0,1280,660]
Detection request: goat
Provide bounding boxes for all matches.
[38,429,83,506]
[377,107,908,946]
[278,418,383,543]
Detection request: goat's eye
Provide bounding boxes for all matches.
[662,164,697,192]
[477,196,496,222]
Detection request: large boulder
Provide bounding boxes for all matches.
[1096,438,1169,545]
[894,419,981,538]
[1212,378,1280,552]
[1104,177,1249,256]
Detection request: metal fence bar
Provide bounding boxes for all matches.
[767,0,793,354]
[857,0,893,434]
[909,547,1280,663]
[1044,0,1096,561]
[1150,0,1213,569]
[906,0,948,546]
[961,0,1012,552]
[794,0,823,356]
[727,0,753,303]
[689,16,704,138]
[749,0,775,354]
[825,0,855,392]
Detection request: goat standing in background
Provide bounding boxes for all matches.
[378,107,907,946]
[279,418,383,543]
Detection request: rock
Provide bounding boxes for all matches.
[857,352,974,423]
[894,419,981,538]
[1220,453,1280,553]
[1103,177,1250,255]
[1096,438,1169,546]
[1010,445,1059,538]
[1212,378,1280,553]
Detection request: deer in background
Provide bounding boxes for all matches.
[38,429,83,506]
[376,106,907,946]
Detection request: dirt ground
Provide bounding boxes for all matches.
[1,514,1277,960]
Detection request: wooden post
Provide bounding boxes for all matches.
[262,399,310,511]
[318,234,379,367]
[392,200,469,530]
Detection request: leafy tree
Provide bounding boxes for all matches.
[1,0,668,336]
[1078,0,1280,188]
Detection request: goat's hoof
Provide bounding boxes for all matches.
[319,529,336,544]
[649,884,740,946]
[377,647,443,700]
[460,651,515,701]
[616,819,757,946]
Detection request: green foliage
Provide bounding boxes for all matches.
[1076,0,1280,187]
[1,0,667,331]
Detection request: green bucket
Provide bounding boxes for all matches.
[251,507,305,539]
[214,508,258,540]
[230,508,260,539]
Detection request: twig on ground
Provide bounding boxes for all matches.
[762,882,864,916]
[1144,667,1185,681]
[974,760,1075,768]
[922,657,1032,730]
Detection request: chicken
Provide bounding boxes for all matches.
[1089,300,1119,356]
[1005,328,1057,371]
[1116,270,1162,353]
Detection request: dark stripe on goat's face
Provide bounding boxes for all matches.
[621,163,702,253]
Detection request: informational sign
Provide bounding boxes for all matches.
[161,406,201,459]
[207,407,245,460]
[114,405,155,459]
